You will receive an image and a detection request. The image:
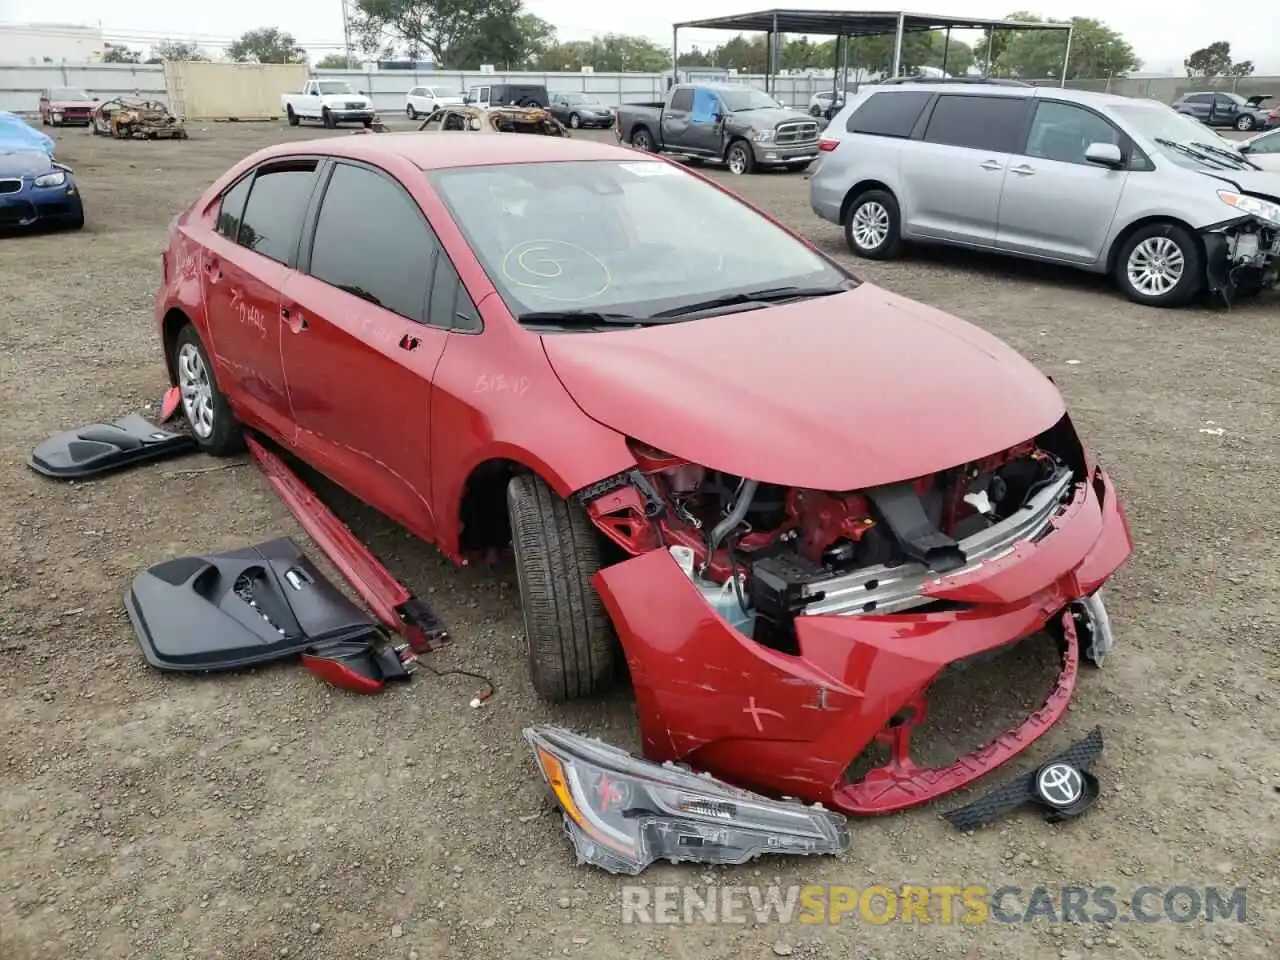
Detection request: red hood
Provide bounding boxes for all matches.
[540,283,1067,491]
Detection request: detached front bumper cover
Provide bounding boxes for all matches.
[524,726,851,875]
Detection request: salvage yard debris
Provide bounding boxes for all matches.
[91,97,188,140]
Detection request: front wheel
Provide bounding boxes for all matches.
[286,106,299,127]
[1113,223,1204,308]
[322,108,335,129]
[726,140,755,175]
[172,325,243,455]
[506,474,616,703]
[844,189,903,260]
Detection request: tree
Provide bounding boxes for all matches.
[146,40,208,63]
[535,34,670,73]
[1184,41,1233,78]
[995,16,1139,80]
[462,11,555,68]
[1228,59,1255,78]
[227,27,308,64]
[101,44,141,64]
[352,0,511,67]
[315,53,355,69]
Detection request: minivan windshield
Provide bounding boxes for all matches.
[1110,101,1253,170]
[429,160,852,327]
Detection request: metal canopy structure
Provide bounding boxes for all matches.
[671,8,1075,95]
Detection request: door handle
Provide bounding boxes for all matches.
[979,160,1003,171]
[281,306,308,333]
[1011,164,1035,176]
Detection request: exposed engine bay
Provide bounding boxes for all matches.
[580,419,1086,651]
[1205,196,1280,300]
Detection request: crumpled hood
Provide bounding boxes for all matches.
[1202,167,1280,200]
[0,150,53,177]
[541,283,1067,491]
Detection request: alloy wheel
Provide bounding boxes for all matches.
[176,343,216,439]
[1126,236,1186,297]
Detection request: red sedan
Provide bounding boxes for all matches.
[39,86,96,126]
[154,132,1133,815]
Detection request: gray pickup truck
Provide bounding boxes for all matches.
[614,82,821,174]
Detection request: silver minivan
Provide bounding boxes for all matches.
[810,83,1280,307]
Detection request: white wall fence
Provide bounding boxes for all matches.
[4,61,1280,117]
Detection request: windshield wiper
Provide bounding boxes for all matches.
[338,284,382,306]
[1190,140,1261,170]
[516,310,651,329]
[648,284,851,320]
[1154,138,1234,170]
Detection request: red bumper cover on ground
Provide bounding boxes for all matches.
[593,467,1133,815]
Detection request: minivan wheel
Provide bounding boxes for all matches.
[844,189,903,260]
[1235,115,1256,131]
[1114,223,1204,308]
[506,473,616,702]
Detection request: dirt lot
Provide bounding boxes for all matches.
[0,117,1276,960]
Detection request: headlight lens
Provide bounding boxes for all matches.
[525,725,849,875]
[34,171,66,187]
[1218,189,1280,227]
[751,128,775,143]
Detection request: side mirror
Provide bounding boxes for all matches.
[1084,141,1124,168]
[1237,142,1252,154]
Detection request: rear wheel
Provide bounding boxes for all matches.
[630,127,654,151]
[1113,222,1203,308]
[172,325,243,455]
[1236,115,1256,131]
[506,474,616,702]
[406,104,417,120]
[844,189,903,260]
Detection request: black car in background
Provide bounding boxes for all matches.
[547,92,614,129]
[1173,91,1278,131]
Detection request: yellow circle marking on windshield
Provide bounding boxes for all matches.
[501,239,611,302]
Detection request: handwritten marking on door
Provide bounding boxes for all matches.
[229,288,267,338]
[474,373,530,396]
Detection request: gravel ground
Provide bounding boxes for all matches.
[0,118,1276,960]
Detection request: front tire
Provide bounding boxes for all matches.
[287,106,299,127]
[726,140,755,175]
[322,108,335,129]
[172,325,243,455]
[506,474,616,702]
[844,189,903,260]
[1113,222,1203,308]
[569,112,581,129]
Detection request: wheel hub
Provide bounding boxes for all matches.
[176,343,216,439]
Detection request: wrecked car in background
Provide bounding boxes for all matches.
[417,104,569,137]
[154,133,1132,818]
[91,98,188,140]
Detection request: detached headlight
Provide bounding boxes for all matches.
[1218,189,1280,227]
[34,171,66,187]
[525,726,849,876]
[750,128,776,143]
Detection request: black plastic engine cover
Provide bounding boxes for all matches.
[124,537,382,672]
[28,413,195,479]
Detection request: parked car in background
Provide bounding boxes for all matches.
[1172,91,1278,131]
[615,83,820,174]
[405,85,463,119]
[812,83,1280,306]
[808,88,856,117]
[0,150,84,231]
[547,92,612,129]
[152,132,1132,814]
[1238,126,1280,170]
[38,87,97,127]
[464,83,549,109]
[281,80,375,129]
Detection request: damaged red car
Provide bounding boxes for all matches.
[154,133,1133,816]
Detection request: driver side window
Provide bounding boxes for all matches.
[1025,100,1121,166]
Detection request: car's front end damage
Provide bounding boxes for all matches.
[1200,187,1280,299]
[573,411,1132,816]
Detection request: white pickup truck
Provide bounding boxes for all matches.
[281,79,375,129]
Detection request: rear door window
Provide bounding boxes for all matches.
[236,160,319,265]
[922,95,1029,153]
[308,161,440,323]
[846,90,932,137]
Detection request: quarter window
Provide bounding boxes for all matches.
[216,175,252,241]
[922,95,1028,153]
[846,90,932,137]
[237,161,319,264]
[1025,101,1122,165]
[308,162,439,323]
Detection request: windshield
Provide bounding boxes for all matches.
[317,81,356,95]
[428,160,849,324]
[719,87,782,112]
[51,88,89,100]
[566,94,598,104]
[1110,102,1246,167]
[429,87,460,97]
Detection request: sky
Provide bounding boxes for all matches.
[3,0,1279,75]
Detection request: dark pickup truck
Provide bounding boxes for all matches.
[614,83,821,175]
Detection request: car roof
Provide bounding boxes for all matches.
[858,82,1140,109]
[273,131,638,171]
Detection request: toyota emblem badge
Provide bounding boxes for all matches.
[1034,762,1084,808]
